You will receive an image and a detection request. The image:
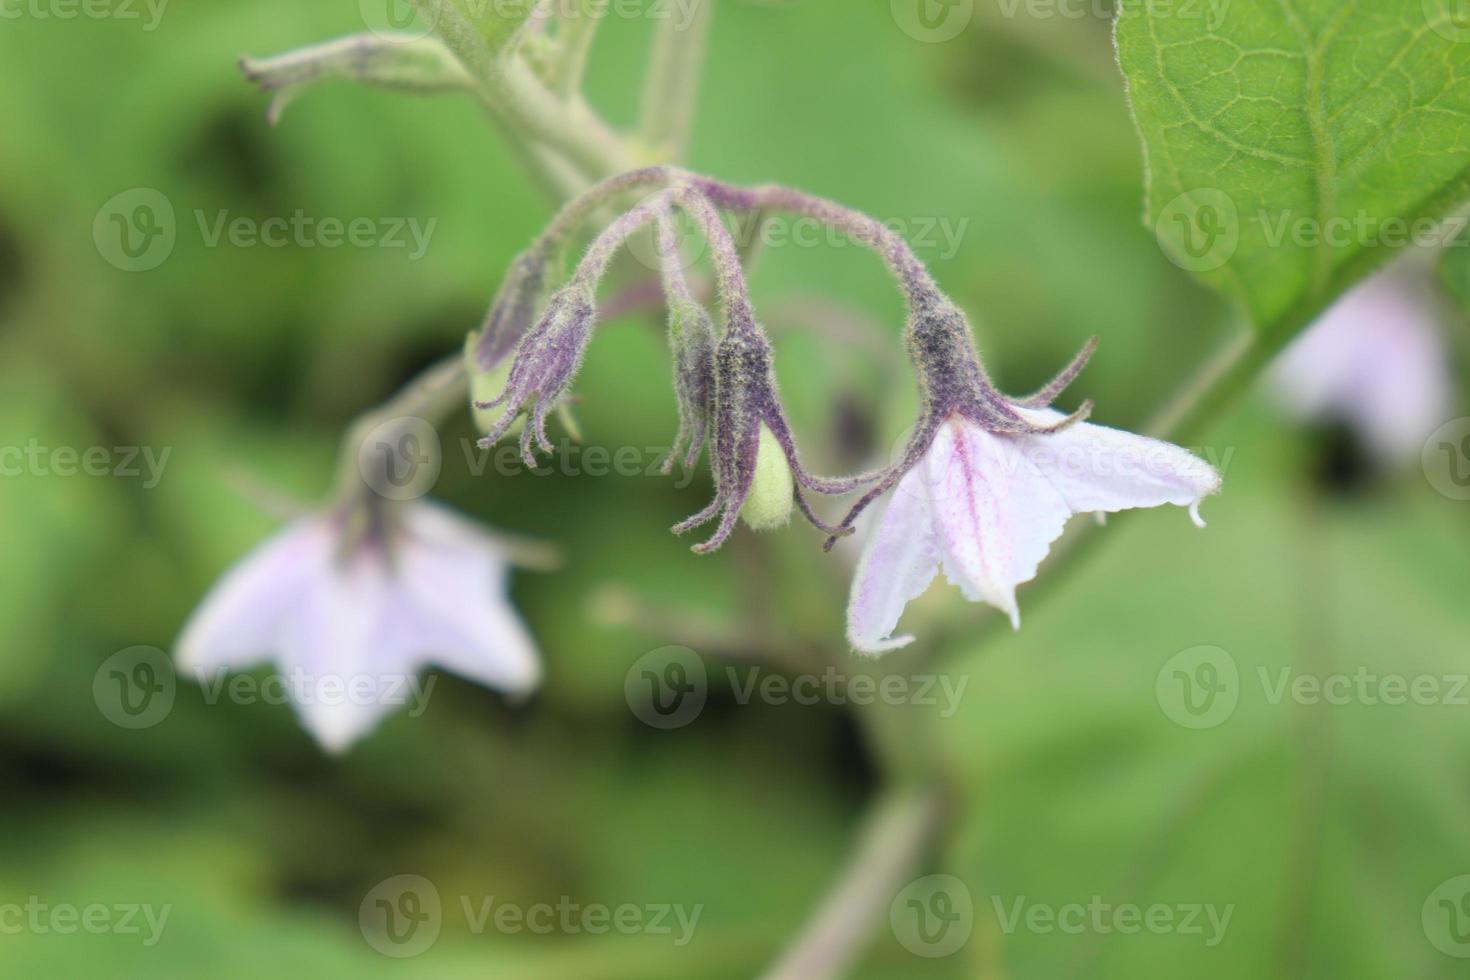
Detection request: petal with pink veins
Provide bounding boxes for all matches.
[924,418,1072,630]
[846,465,941,655]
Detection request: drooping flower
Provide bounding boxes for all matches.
[176,500,543,752]
[1269,266,1455,465]
[843,296,1220,653]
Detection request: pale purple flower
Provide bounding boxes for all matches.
[1270,268,1454,465]
[176,500,541,752]
[847,410,1221,654]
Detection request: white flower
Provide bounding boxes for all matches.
[846,411,1220,653]
[176,500,541,752]
[1270,267,1454,465]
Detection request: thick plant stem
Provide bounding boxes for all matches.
[760,788,944,980]
[413,0,632,178]
[639,0,715,160]
[550,0,602,97]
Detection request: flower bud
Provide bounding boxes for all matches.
[475,285,597,463]
[664,297,716,472]
[739,425,795,531]
[474,249,549,370]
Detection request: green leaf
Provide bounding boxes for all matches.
[1117,0,1470,337]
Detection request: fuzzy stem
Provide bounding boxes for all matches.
[655,212,695,304]
[533,166,678,256]
[672,185,757,327]
[573,189,678,286]
[692,180,943,308]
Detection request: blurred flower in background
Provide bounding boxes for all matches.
[1269,263,1456,466]
[176,499,542,753]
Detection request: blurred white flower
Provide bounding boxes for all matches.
[1270,267,1455,465]
[176,500,541,753]
[847,411,1220,654]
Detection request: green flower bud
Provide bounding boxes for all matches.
[739,425,795,532]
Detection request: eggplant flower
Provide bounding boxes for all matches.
[843,298,1220,654]
[176,500,542,752]
[1269,267,1454,465]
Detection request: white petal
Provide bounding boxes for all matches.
[394,502,541,693]
[276,550,404,754]
[1012,408,1221,521]
[175,518,334,677]
[846,466,941,655]
[924,419,1072,629]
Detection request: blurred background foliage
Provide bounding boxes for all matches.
[1,0,1468,977]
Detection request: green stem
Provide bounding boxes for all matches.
[550,0,602,98]
[759,786,943,980]
[414,0,632,177]
[333,353,468,502]
[638,0,715,161]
